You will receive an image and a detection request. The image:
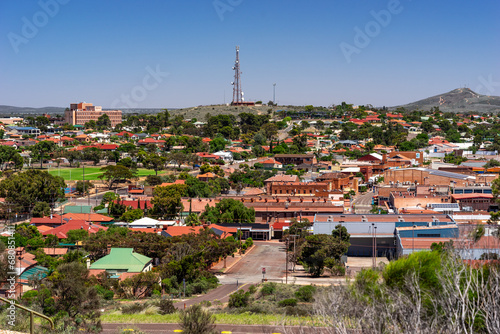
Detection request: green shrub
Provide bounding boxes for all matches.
[245,237,253,247]
[21,290,38,306]
[260,283,277,296]
[121,302,148,314]
[295,285,316,302]
[228,290,251,308]
[159,298,176,315]
[103,290,114,300]
[179,305,217,334]
[248,284,257,294]
[278,298,297,307]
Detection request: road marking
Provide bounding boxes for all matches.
[221,332,232,334]
[173,330,183,333]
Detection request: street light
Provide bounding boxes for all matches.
[372,223,375,269]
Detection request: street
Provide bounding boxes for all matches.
[218,241,287,285]
[351,191,374,214]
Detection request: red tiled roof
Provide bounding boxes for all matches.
[42,220,107,239]
[92,143,119,150]
[262,159,281,165]
[63,213,114,222]
[42,248,68,255]
[114,199,154,210]
[159,180,186,187]
[163,226,204,237]
[31,214,63,225]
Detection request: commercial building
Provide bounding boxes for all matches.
[64,102,122,127]
[384,168,477,187]
[313,214,456,258]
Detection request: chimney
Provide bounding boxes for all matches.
[86,258,90,269]
[106,244,111,255]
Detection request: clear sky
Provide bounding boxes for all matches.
[1,0,499,109]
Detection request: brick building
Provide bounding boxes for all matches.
[65,102,122,127]
[264,174,299,193]
[451,193,497,212]
[316,172,356,191]
[267,181,330,196]
[274,154,316,166]
[384,168,476,187]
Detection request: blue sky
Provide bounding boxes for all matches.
[1,0,499,109]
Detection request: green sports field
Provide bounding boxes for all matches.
[47,167,162,181]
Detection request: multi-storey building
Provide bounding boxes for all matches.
[64,102,122,127]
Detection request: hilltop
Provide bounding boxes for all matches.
[391,88,500,113]
[168,104,304,121]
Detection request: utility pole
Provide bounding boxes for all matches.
[285,237,288,284]
[412,224,416,254]
[374,226,377,267]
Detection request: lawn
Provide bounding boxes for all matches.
[101,312,312,326]
[47,166,162,181]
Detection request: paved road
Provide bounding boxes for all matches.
[218,242,286,284]
[101,323,328,333]
[351,191,374,214]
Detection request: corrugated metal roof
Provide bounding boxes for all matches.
[89,248,151,272]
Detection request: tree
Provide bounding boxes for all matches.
[82,147,102,166]
[120,208,144,223]
[300,234,349,277]
[145,174,162,186]
[483,159,500,170]
[142,153,166,175]
[209,136,226,153]
[99,165,136,189]
[0,170,65,215]
[31,140,57,168]
[76,180,93,196]
[47,262,101,331]
[101,191,119,205]
[96,113,111,129]
[151,184,187,219]
[32,202,51,218]
[0,145,23,170]
[331,224,350,243]
[65,150,82,167]
[200,198,255,224]
[185,213,201,226]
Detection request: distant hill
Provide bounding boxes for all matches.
[0,105,66,115]
[391,88,500,113]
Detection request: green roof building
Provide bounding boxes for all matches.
[89,248,153,275]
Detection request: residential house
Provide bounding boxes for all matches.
[88,248,153,280]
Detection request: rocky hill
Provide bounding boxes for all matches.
[391,88,500,113]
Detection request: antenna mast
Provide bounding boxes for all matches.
[232,46,243,105]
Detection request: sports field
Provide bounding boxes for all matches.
[47,166,161,181]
